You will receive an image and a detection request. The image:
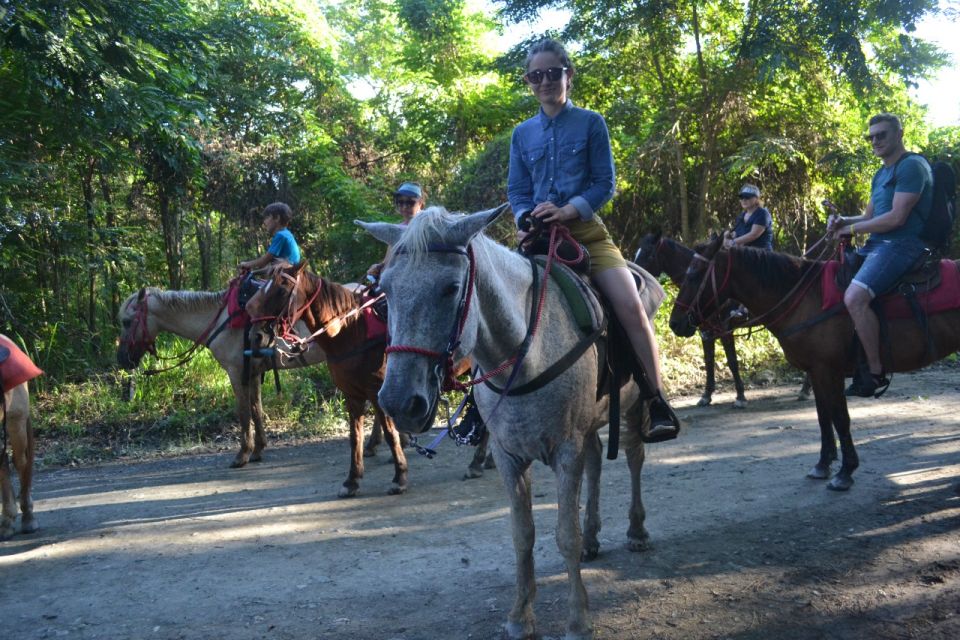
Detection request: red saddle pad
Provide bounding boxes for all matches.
[0,335,43,392]
[821,259,960,319]
[362,303,387,342]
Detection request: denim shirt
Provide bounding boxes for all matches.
[507,100,615,222]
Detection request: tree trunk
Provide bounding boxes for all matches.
[158,185,184,289]
[81,156,97,338]
[195,212,213,290]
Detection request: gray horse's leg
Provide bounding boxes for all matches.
[553,446,592,640]
[580,432,602,561]
[494,447,537,640]
[624,398,650,551]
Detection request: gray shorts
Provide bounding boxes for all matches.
[851,237,927,297]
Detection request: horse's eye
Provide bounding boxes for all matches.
[442,282,460,297]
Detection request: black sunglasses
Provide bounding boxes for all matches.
[738,194,756,199]
[524,66,568,85]
[395,198,418,207]
[863,130,889,143]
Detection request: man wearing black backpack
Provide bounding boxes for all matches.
[827,113,933,398]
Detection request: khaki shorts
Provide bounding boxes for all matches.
[566,217,627,276]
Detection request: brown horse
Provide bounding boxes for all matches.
[245,263,410,497]
[1,334,40,539]
[636,233,812,404]
[669,234,960,490]
[635,233,750,407]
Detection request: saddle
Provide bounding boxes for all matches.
[834,244,942,295]
[823,255,960,320]
[226,274,265,328]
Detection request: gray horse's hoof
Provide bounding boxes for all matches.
[387,483,407,495]
[363,447,377,458]
[20,515,38,534]
[338,484,359,498]
[581,543,600,562]
[503,620,536,640]
[806,464,831,480]
[827,474,854,491]
[733,398,746,409]
[696,396,712,407]
[230,457,248,469]
[250,452,263,463]
[463,465,485,480]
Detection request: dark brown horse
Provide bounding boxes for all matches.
[669,234,960,490]
[635,233,749,407]
[636,233,811,404]
[245,263,411,497]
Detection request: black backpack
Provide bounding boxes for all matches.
[890,152,957,253]
[921,160,957,252]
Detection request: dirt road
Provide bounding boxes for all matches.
[3,369,959,639]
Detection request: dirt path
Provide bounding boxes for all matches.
[3,369,959,640]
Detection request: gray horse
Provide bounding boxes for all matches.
[359,206,664,640]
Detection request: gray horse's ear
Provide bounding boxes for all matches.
[482,202,511,225]
[451,204,511,244]
[356,220,404,246]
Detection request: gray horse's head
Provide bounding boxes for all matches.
[357,204,507,433]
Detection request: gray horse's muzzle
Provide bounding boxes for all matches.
[378,360,442,434]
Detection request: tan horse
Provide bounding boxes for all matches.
[117,287,327,468]
[1,335,40,539]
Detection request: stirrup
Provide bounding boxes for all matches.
[641,391,681,443]
[844,373,890,399]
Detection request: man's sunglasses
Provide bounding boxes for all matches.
[524,67,568,85]
[863,130,889,143]
[395,198,418,207]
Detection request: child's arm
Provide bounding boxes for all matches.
[239,252,275,271]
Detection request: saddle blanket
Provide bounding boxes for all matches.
[226,276,262,328]
[362,301,387,342]
[821,259,960,319]
[0,335,43,392]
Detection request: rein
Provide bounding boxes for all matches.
[124,289,231,375]
[386,223,582,394]
[676,236,837,339]
[256,272,385,357]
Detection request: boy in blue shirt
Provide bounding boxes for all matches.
[239,202,302,271]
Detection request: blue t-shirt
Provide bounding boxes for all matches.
[734,207,773,250]
[870,153,932,241]
[507,100,615,222]
[268,228,301,265]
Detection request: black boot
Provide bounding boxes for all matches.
[845,372,890,398]
[642,390,682,443]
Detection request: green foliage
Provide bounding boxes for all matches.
[2,0,958,460]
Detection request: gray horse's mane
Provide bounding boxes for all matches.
[393,206,502,269]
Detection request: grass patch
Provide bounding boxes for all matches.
[32,336,351,466]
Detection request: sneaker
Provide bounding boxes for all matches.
[642,391,682,443]
[844,373,890,398]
